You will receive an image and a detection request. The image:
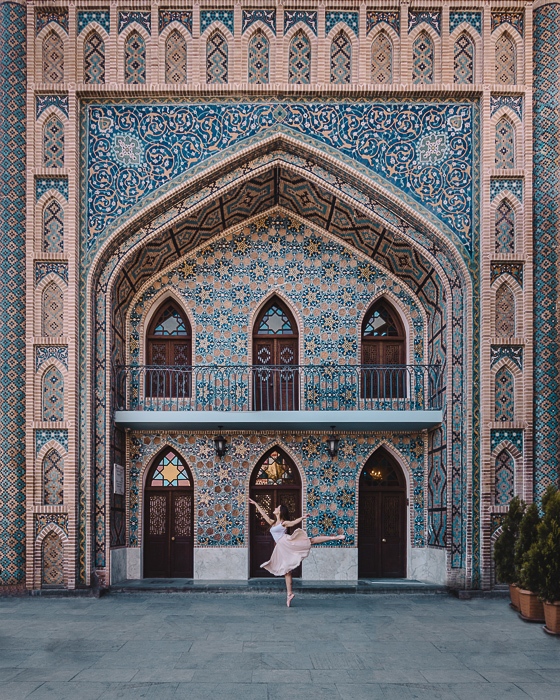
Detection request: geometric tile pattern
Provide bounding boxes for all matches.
[124,32,146,84]
[35,513,68,537]
[42,31,64,83]
[495,117,515,169]
[495,449,515,505]
[242,10,275,35]
[84,31,105,84]
[42,366,64,423]
[490,95,523,120]
[490,178,523,201]
[449,12,481,34]
[330,31,351,84]
[43,116,64,168]
[495,284,516,337]
[43,448,64,505]
[326,12,358,37]
[409,12,441,35]
[490,428,523,453]
[165,30,187,84]
[454,33,474,84]
[284,11,317,36]
[371,32,393,84]
[42,199,64,253]
[206,32,228,84]
[289,31,311,84]
[41,532,64,586]
[35,262,68,286]
[35,429,68,456]
[490,345,523,370]
[412,31,434,84]
[41,281,64,337]
[366,11,400,36]
[495,33,516,85]
[495,200,515,254]
[200,10,234,35]
[36,95,68,119]
[36,8,68,35]
[0,2,26,586]
[490,262,523,286]
[118,11,151,35]
[495,366,515,422]
[35,345,68,372]
[491,12,524,36]
[77,11,110,35]
[534,5,560,499]
[248,31,269,84]
[159,10,192,35]
[36,177,68,202]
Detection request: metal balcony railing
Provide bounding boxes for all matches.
[114,364,443,412]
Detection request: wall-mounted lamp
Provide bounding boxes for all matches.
[214,430,227,458]
[326,427,340,458]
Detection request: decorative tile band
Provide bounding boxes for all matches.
[35,177,68,202]
[35,514,68,537]
[36,8,68,35]
[409,11,441,35]
[490,95,523,120]
[36,429,68,456]
[118,11,151,35]
[491,12,524,36]
[366,11,400,36]
[284,10,318,36]
[35,346,68,372]
[491,345,523,370]
[200,10,234,35]
[325,11,359,37]
[490,262,523,286]
[35,262,68,286]
[490,178,523,202]
[449,11,481,34]
[159,10,192,35]
[36,95,68,119]
[491,428,523,453]
[242,9,275,35]
[77,10,110,35]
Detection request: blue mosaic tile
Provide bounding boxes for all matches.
[35,514,68,537]
[35,261,68,286]
[118,11,151,35]
[36,429,68,456]
[284,10,317,36]
[35,345,68,372]
[159,10,192,35]
[36,94,68,119]
[409,11,441,35]
[490,262,523,286]
[242,9,275,35]
[491,428,523,453]
[36,177,68,202]
[490,178,523,201]
[36,7,68,35]
[200,10,234,36]
[326,11,358,37]
[449,11,481,34]
[490,345,523,370]
[78,10,110,35]
[491,12,524,36]
[367,11,399,36]
[491,95,523,120]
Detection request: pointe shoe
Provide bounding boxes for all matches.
[337,534,345,540]
[287,593,295,607]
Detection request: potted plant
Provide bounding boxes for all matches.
[516,503,544,622]
[530,487,560,634]
[493,496,525,610]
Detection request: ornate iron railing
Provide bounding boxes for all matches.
[114,364,443,412]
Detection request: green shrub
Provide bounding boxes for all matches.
[516,503,541,591]
[529,487,560,602]
[494,496,525,584]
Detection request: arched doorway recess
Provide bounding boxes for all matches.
[249,448,302,578]
[358,447,407,578]
[144,449,194,578]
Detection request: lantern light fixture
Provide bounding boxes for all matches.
[326,427,340,458]
[214,430,227,458]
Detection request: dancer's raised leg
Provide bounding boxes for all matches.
[285,571,295,607]
[309,534,345,544]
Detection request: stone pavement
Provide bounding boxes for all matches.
[0,592,559,699]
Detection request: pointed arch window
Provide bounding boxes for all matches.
[43,30,64,83]
[84,31,105,83]
[495,118,515,169]
[42,282,64,337]
[253,298,299,410]
[495,200,515,253]
[495,33,516,85]
[165,29,187,84]
[43,199,64,253]
[495,449,515,505]
[412,31,434,84]
[330,31,351,84]
[454,33,474,84]
[361,300,406,399]
[146,301,192,399]
[43,448,64,505]
[289,31,311,84]
[248,30,269,84]
[44,117,64,168]
[149,450,192,487]
[125,31,146,84]
[206,31,228,84]
[42,366,64,422]
[371,32,393,84]
[495,285,516,338]
[495,367,515,422]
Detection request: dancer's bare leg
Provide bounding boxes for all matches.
[285,571,294,607]
[310,534,345,544]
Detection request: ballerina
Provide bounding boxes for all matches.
[249,497,345,607]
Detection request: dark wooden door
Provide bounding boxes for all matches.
[146,301,191,398]
[361,300,406,400]
[358,449,406,578]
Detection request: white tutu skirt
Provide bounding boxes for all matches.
[260,528,312,576]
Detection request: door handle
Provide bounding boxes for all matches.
[382,538,387,543]
[171,536,175,541]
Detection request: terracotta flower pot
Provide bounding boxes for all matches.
[518,588,545,622]
[543,601,560,635]
[509,583,520,611]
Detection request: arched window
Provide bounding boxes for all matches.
[43,117,64,168]
[84,31,105,83]
[288,31,311,84]
[495,118,515,169]
[495,285,516,338]
[253,298,298,410]
[495,367,515,422]
[495,200,515,254]
[361,300,406,399]
[330,31,351,84]
[42,282,64,337]
[43,199,64,253]
[412,31,434,84]
[165,30,187,84]
[42,366,64,422]
[248,30,269,84]
[495,32,516,85]
[495,449,515,505]
[371,32,393,84]
[43,31,64,83]
[42,531,64,586]
[454,33,474,84]
[43,448,64,505]
[206,31,228,84]
[124,31,146,84]
[146,300,191,399]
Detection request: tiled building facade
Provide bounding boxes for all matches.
[0,0,557,591]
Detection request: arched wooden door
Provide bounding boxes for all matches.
[144,449,194,578]
[146,300,192,398]
[252,298,299,410]
[249,448,302,578]
[358,448,407,578]
[361,299,406,399]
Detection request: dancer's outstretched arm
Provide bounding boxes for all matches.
[248,497,274,525]
[283,516,303,527]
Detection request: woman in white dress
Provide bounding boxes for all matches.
[249,498,344,606]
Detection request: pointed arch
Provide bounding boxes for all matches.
[412,30,434,84]
[124,31,146,84]
[495,283,516,338]
[495,449,515,505]
[42,281,64,337]
[84,30,105,83]
[41,531,64,586]
[330,30,352,84]
[42,365,64,422]
[42,198,64,253]
[165,29,187,84]
[248,29,269,84]
[495,199,515,253]
[43,447,64,505]
[495,32,516,84]
[43,30,64,83]
[206,31,228,84]
[43,116,64,168]
[288,30,311,84]
[146,447,193,487]
[454,32,474,84]
[495,117,515,169]
[495,366,515,422]
[371,31,393,84]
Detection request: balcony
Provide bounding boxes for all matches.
[113,364,444,431]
